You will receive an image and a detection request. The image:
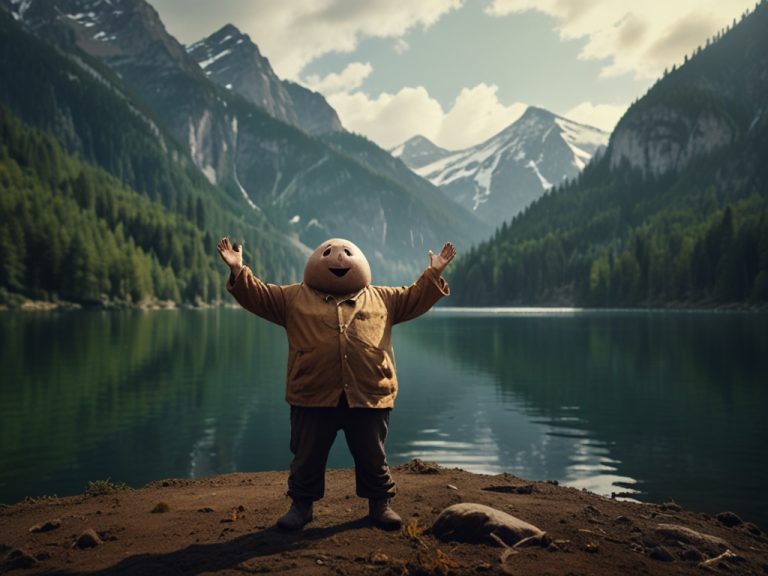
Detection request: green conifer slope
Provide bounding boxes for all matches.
[448,2,768,308]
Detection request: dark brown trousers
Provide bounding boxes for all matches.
[287,394,396,502]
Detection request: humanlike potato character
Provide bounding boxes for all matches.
[217,237,455,530]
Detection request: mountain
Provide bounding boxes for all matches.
[3,0,482,284]
[0,9,305,306]
[318,130,488,244]
[390,135,452,170]
[186,23,487,242]
[186,24,342,135]
[608,18,768,179]
[447,2,768,307]
[393,108,609,229]
[283,80,343,136]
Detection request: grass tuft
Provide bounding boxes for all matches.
[150,501,170,513]
[85,478,127,497]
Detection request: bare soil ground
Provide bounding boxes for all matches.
[1,460,766,575]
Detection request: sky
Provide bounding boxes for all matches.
[150,0,755,151]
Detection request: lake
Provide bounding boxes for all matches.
[1,308,767,529]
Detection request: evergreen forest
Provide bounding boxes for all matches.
[448,2,768,308]
[0,105,301,306]
[448,148,768,307]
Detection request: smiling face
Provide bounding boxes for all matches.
[303,238,371,295]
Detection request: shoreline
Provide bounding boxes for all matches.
[2,298,767,313]
[0,299,242,313]
[1,462,766,575]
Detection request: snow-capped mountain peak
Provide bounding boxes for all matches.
[394,106,608,227]
[187,24,246,72]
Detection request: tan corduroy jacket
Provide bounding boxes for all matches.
[227,266,450,408]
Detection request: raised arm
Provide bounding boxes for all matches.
[381,242,456,325]
[217,236,289,326]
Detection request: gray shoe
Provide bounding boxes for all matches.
[368,498,402,530]
[276,500,313,531]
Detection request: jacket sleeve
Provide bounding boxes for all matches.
[226,266,290,326]
[379,267,450,325]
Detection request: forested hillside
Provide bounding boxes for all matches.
[450,153,768,307]
[448,2,768,308]
[0,9,304,306]
[1,105,241,305]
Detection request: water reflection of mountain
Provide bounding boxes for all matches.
[394,310,768,527]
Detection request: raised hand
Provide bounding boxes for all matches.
[428,242,456,275]
[217,237,243,274]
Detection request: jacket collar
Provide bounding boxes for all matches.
[307,284,368,305]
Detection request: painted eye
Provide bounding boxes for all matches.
[322,248,331,257]
[344,248,352,256]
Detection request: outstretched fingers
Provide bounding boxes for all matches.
[217,237,232,254]
[440,242,456,263]
[217,237,244,271]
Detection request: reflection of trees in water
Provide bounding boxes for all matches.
[392,318,587,482]
[3,310,767,524]
[0,310,286,502]
[400,311,768,523]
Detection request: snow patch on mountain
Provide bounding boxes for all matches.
[472,150,502,210]
[556,117,607,170]
[199,48,232,70]
[527,158,553,190]
[10,0,33,20]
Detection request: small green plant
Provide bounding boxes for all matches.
[150,501,171,513]
[85,478,126,497]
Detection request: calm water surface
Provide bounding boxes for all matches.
[1,308,766,528]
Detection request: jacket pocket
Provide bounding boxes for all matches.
[347,342,395,396]
[288,347,315,381]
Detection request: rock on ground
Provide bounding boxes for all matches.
[431,502,547,547]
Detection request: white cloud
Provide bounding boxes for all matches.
[485,0,754,79]
[324,82,527,150]
[235,0,463,79]
[326,87,444,149]
[563,102,628,133]
[304,62,373,95]
[434,84,527,150]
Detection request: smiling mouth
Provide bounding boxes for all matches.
[329,267,351,277]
